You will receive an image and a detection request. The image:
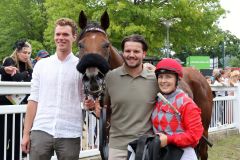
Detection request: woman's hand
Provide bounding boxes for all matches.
[156,132,168,147]
[4,66,18,76]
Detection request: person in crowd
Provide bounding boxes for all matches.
[222,67,231,84]
[32,50,50,67]
[0,39,32,160]
[228,70,240,96]
[0,39,32,104]
[0,65,18,76]
[21,18,83,160]
[1,39,32,82]
[229,70,240,87]
[219,69,230,86]
[212,72,228,125]
[152,58,203,160]
[211,68,220,83]
[205,75,212,85]
[85,34,159,160]
[223,70,240,124]
[213,72,228,92]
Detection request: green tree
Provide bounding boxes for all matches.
[43,0,87,54]
[109,0,225,57]
[0,0,230,63]
[0,0,47,61]
[229,57,240,67]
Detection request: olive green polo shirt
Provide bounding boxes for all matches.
[105,65,159,150]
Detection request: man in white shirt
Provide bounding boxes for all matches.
[21,18,83,160]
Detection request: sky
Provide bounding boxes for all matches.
[218,0,240,38]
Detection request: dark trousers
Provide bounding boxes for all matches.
[0,114,21,160]
[30,130,81,160]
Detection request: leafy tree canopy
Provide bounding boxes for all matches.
[0,0,239,68]
[0,0,47,60]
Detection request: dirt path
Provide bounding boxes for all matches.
[208,134,240,160]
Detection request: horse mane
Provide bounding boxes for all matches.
[78,21,106,41]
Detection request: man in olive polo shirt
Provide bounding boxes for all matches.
[104,34,158,160]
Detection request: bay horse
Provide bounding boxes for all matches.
[77,10,213,160]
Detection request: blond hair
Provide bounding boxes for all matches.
[55,18,78,35]
[8,41,32,70]
[230,70,240,78]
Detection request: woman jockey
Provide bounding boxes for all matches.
[152,58,204,160]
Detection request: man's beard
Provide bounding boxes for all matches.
[123,58,142,68]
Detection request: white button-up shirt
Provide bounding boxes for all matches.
[28,53,83,138]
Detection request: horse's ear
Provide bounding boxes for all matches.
[100,10,109,30]
[79,10,87,30]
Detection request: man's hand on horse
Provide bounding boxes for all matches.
[94,99,101,118]
[83,98,101,118]
[83,98,95,111]
[143,63,156,72]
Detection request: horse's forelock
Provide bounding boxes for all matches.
[78,22,105,40]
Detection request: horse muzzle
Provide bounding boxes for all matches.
[82,67,106,99]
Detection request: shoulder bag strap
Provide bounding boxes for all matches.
[135,135,148,160]
[152,135,161,160]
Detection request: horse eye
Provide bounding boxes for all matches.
[78,43,85,49]
[103,43,110,49]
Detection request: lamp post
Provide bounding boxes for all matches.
[222,41,225,69]
[160,18,181,58]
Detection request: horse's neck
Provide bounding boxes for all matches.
[109,46,123,69]
[179,80,194,99]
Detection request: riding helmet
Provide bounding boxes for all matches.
[155,58,183,78]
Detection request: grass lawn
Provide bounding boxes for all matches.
[208,134,240,160]
[80,134,240,160]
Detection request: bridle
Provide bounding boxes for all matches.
[82,67,106,100]
[78,27,111,62]
[76,52,110,100]
[77,26,111,160]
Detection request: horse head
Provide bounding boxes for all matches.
[77,11,123,160]
[77,10,110,61]
[77,10,123,68]
[77,11,122,100]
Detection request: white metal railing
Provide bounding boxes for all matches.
[209,85,240,132]
[0,81,100,160]
[1,82,240,160]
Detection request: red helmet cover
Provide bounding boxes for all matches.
[155,58,183,78]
